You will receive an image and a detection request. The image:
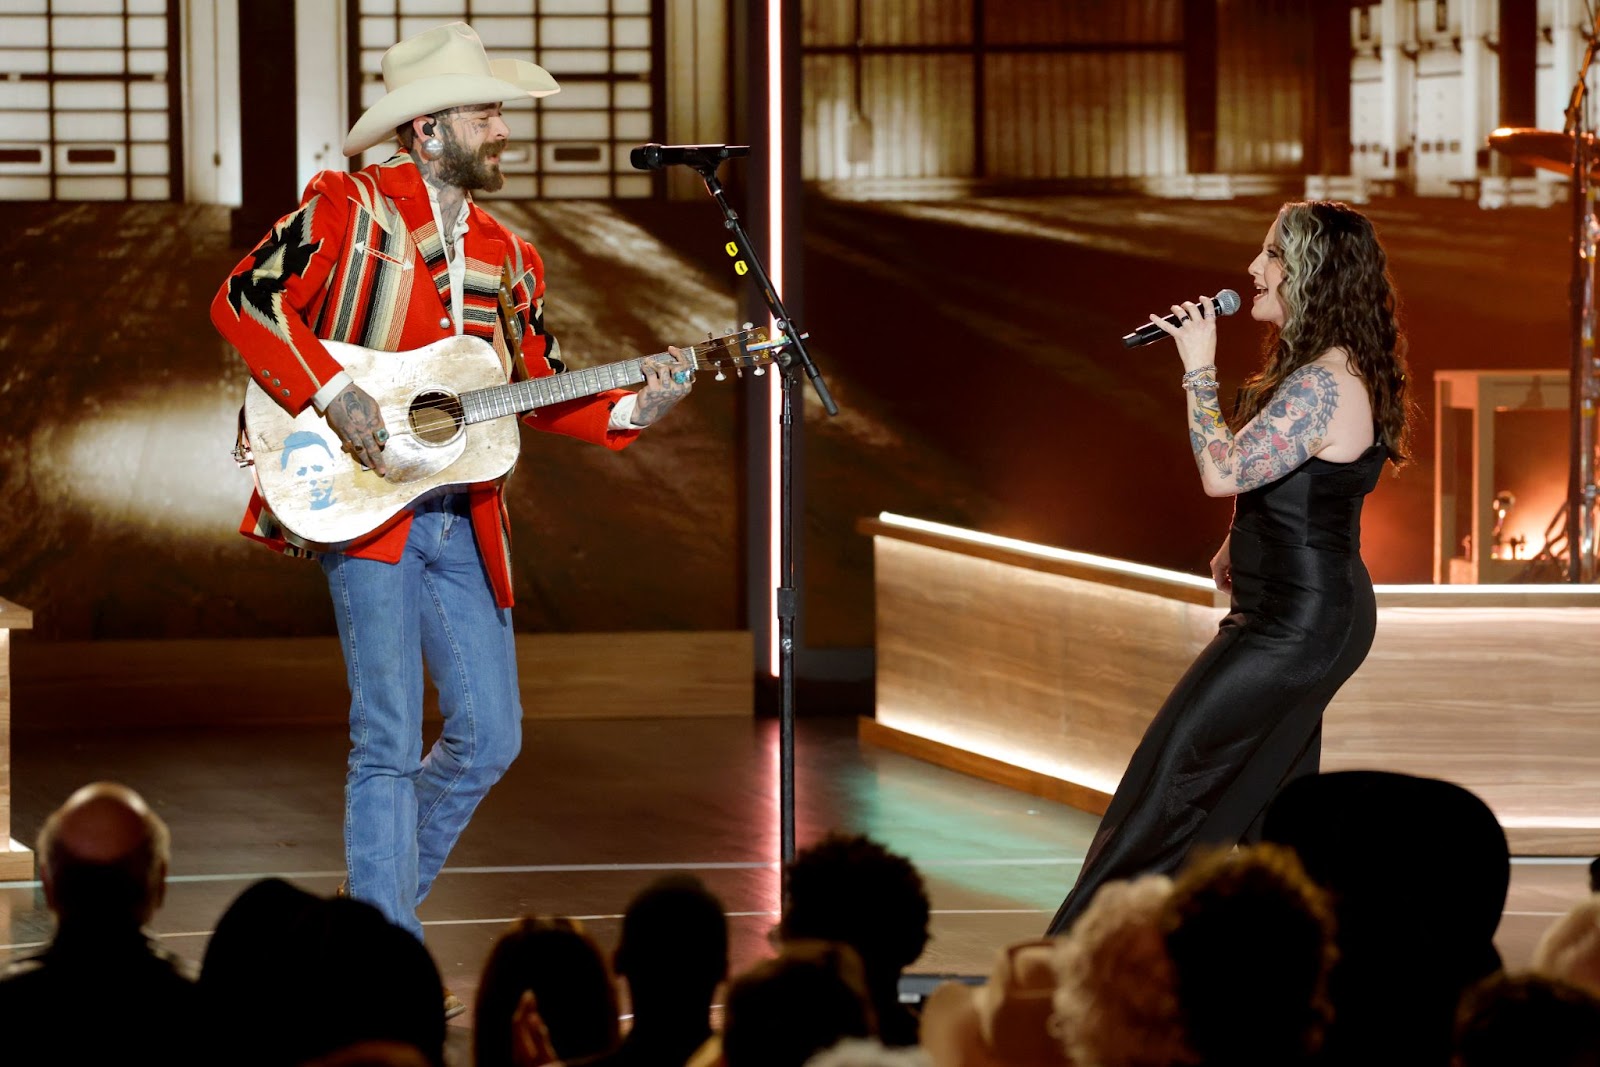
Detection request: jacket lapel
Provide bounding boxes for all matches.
[459,212,505,344]
[376,154,509,349]
[378,154,452,313]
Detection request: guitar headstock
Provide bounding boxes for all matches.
[683,324,787,381]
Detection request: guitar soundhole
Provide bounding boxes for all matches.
[409,391,464,445]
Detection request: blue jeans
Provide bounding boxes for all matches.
[320,494,522,940]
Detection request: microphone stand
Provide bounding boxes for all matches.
[680,150,839,870]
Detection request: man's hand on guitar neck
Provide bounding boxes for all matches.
[326,383,391,477]
[630,345,695,428]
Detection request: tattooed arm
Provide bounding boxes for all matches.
[1187,364,1339,497]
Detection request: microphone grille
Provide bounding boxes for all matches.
[1215,289,1242,316]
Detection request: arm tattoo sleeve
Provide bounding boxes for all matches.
[1186,365,1340,493]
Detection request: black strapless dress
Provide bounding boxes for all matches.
[1046,442,1388,935]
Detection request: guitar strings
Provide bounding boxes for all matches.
[253,339,769,455]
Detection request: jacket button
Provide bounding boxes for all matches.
[439,316,452,329]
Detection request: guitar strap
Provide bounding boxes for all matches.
[495,257,531,383]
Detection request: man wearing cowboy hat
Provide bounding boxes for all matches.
[210,22,695,969]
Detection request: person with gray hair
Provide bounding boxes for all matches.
[0,781,199,1062]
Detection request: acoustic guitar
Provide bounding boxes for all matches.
[239,326,778,547]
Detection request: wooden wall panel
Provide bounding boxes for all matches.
[985,53,1186,179]
[985,0,1181,44]
[801,0,1187,183]
[866,521,1600,855]
[873,538,1221,793]
[804,0,974,46]
[867,0,973,46]
[1216,0,1311,173]
[12,631,754,729]
[1322,606,1600,838]
[802,54,976,181]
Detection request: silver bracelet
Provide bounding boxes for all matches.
[1181,364,1218,390]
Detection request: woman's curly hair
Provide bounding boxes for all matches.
[1051,875,1197,1067]
[1232,200,1414,466]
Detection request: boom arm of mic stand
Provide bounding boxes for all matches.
[1565,16,1600,134]
[691,162,839,417]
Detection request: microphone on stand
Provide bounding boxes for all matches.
[1120,289,1242,348]
[629,143,750,170]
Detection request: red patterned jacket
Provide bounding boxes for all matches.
[211,152,637,608]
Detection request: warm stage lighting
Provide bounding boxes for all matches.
[41,391,245,543]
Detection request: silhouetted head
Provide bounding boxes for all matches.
[201,879,446,1067]
[614,875,728,1010]
[778,834,930,991]
[723,940,876,1067]
[1455,972,1600,1067]
[473,916,619,1067]
[1264,771,1511,1065]
[38,781,170,929]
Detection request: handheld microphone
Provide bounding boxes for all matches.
[629,143,750,171]
[1120,289,1241,348]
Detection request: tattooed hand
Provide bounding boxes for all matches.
[630,345,694,428]
[325,383,390,477]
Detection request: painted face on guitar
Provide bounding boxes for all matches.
[282,431,337,511]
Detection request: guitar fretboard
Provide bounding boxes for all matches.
[458,353,665,424]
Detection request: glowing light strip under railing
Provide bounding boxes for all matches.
[875,703,1123,796]
[766,0,784,676]
[875,512,1216,590]
[876,513,1600,597]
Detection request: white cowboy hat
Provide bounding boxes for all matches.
[343,22,559,156]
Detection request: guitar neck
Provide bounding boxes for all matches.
[458,352,664,424]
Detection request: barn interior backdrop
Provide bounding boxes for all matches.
[0,0,1590,693]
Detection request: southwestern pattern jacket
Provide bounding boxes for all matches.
[211,151,638,608]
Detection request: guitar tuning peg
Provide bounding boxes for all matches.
[735,366,743,378]
[742,321,754,330]
[715,368,726,381]
[753,365,765,376]
[707,331,715,340]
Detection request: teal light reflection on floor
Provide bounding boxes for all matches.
[836,753,1101,911]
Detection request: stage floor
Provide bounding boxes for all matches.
[1,717,1591,1058]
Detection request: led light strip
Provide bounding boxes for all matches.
[876,512,1216,590]
[766,0,785,675]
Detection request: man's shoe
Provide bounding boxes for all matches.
[444,990,466,1020]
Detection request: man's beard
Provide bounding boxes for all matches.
[435,138,506,192]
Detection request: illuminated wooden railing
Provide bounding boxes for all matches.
[860,514,1600,855]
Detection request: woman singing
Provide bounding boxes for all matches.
[1047,200,1412,936]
